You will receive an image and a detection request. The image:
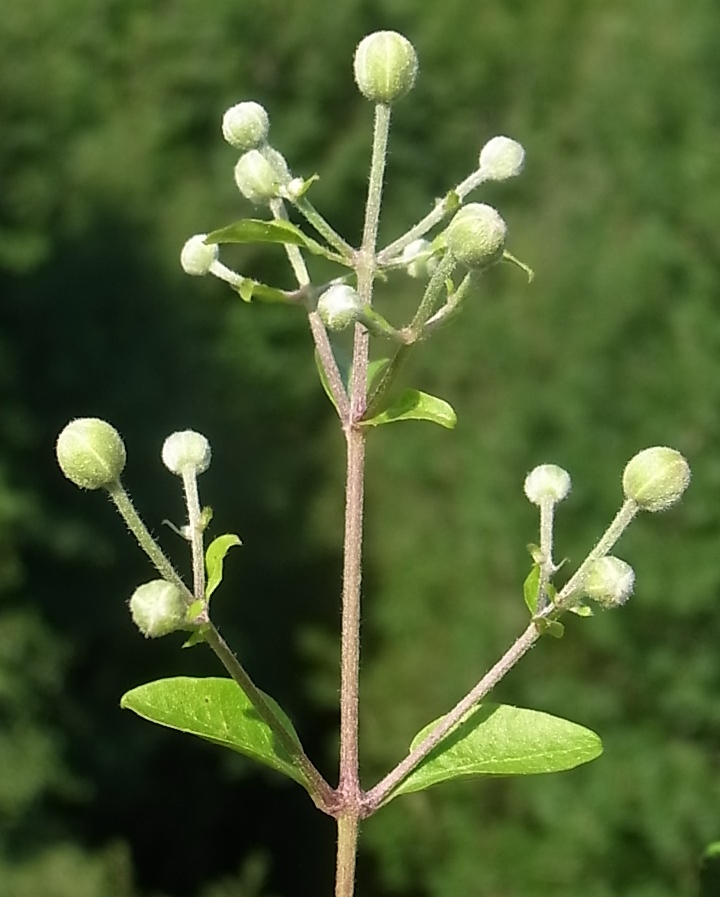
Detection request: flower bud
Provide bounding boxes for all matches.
[353,31,418,104]
[401,239,438,279]
[180,234,219,276]
[162,430,212,476]
[56,418,126,490]
[129,580,187,638]
[445,203,507,270]
[317,284,363,331]
[582,557,635,607]
[524,464,571,505]
[234,147,291,205]
[222,101,270,151]
[479,136,525,180]
[622,446,691,512]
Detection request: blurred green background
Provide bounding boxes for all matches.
[2,0,719,895]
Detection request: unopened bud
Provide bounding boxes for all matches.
[582,557,635,607]
[130,580,187,638]
[180,234,219,276]
[162,430,212,476]
[401,239,437,279]
[479,136,525,180]
[234,148,291,205]
[524,464,571,505]
[222,102,270,151]
[445,203,507,270]
[56,418,126,490]
[353,31,418,104]
[317,284,363,331]
[622,446,691,512]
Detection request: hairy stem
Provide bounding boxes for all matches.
[181,468,206,601]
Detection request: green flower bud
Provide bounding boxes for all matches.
[582,557,635,608]
[479,136,525,180]
[524,464,571,505]
[622,446,691,512]
[222,101,270,151]
[353,31,418,104]
[401,238,438,279]
[162,430,212,476]
[129,580,187,638]
[180,234,219,276]
[317,284,363,331]
[445,203,508,270]
[234,147,291,205]
[56,418,126,490]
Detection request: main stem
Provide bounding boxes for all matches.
[335,102,392,897]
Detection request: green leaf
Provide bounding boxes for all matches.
[389,703,603,800]
[367,357,391,390]
[313,347,351,411]
[700,842,720,897]
[121,676,309,788]
[289,174,319,199]
[523,564,541,615]
[182,625,210,649]
[205,534,241,601]
[361,389,457,429]
[567,602,594,617]
[206,218,338,262]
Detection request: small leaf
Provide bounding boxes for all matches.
[121,677,308,788]
[567,602,594,617]
[523,564,541,615]
[182,626,210,649]
[526,543,543,564]
[389,704,603,800]
[443,190,461,215]
[288,174,319,199]
[206,218,339,263]
[205,534,241,601]
[185,599,204,622]
[236,277,291,304]
[361,389,457,429]
[535,619,565,638]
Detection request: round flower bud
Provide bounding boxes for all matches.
[56,418,126,490]
[130,580,187,638]
[582,557,635,608]
[622,446,691,512]
[479,136,526,181]
[317,284,363,331]
[234,147,291,205]
[401,239,438,279]
[353,31,418,104]
[180,234,219,276]
[445,203,508,270]
[222,101,270,151]
[524,464,571,505]
[162,430,212,476]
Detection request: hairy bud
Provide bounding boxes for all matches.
[524,464,571,505]
[445,203,508,269]
[162,430,212,476]
[317,284,363,331]
[56,418,126,490]
[222,102,270,151]
[353,31,418,104]
[582,557,635,608]
[180,234,219,276]
[479,136,526,180]
[622,446,691,512]
[234,148,291,204]
[130,580,187,638]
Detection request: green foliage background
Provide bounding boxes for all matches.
[2,0,719,895]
